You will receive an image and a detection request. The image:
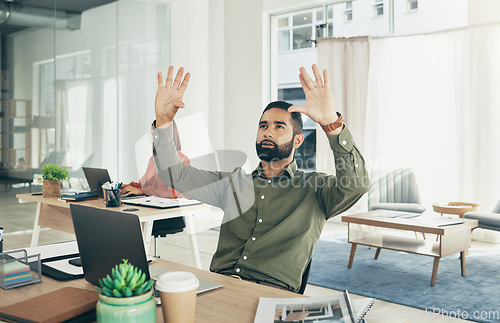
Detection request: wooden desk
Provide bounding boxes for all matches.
[342,211,478,286]
[0,259,300,323]
[16,193,212,268]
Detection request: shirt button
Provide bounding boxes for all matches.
[342,140,347,145]
[267,179,271,184]
[258,219,263,223]
[235,268,241,273]
[243,256,248,260]
[154,135,158,139]
[355,164,359,167]
[260,195,265,200]
[251,237,256,241]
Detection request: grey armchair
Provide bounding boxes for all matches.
[464,200,500,231]
[368,169,426,213]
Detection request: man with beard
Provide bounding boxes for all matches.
[151,64,370,293]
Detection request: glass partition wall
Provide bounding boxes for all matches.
[1,0,170,194]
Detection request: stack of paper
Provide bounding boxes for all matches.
[3,260,32,286]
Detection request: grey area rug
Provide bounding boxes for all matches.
[309,234,500,323]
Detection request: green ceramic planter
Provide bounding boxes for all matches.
[96,289,156,323]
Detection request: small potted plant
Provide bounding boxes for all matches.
[96,259,156,322]
[42,163,69,197]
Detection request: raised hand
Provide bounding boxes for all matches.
[155,66,190,127]
[288,64,338,127]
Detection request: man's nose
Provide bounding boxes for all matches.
[264,127,273,138]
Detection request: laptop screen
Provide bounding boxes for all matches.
[82,167,111,198]
[70,204,150,285]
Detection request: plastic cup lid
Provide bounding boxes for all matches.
[155,271,199,293]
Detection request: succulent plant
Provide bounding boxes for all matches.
[97,259,154,298]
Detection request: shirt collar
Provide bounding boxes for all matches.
[251,159,298,179]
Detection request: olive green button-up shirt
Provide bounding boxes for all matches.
[152,125,370,292]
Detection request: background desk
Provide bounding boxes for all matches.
[0,258,299,323]
[16,193,213,268]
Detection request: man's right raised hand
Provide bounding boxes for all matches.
[155,66,190,127]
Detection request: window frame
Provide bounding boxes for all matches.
[408,0,418,11]
[276,7,326,53]
[344,1,353,22]
[374,0,384,17]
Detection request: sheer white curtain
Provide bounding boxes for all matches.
[318,23,500,211]
[316,37,370,176]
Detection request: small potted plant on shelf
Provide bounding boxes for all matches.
[42,163,69,198]
[95,259,156,323]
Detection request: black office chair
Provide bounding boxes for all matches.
[152,216,186,258]
[297,259,312,295]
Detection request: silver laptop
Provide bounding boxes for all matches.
[69,204,222,296]
[82,167,111,198]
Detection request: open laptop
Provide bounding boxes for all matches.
[69,204,222,296]
[82,167,111,198]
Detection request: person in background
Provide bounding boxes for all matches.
[121,120,189,199]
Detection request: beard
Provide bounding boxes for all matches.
[255,138,294,162]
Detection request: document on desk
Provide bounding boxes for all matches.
[123,196,202,209]
[422,216,464,227]
[254,294,374,323]
[371,210,421,219]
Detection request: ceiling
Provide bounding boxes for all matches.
[0,0,116,35]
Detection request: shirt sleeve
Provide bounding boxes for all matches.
[316,126,371,219]
[151,124,229,208]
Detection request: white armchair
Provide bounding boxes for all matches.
[368,169,426,213]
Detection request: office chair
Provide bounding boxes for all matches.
[152,216,186,258]
[368,169,426,213]
[297,259,312,295]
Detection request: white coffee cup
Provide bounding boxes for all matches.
[155,271,199,323]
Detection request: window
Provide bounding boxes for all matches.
[277,8,325,52]
[408,0,418,10]
[278,87,316,170]
[344,1,353,22]
[273,6,331,170]
[374,0,384,16]
[293,26,312,50]
[278,30,290,51]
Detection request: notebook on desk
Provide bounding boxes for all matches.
[69,204,222,296]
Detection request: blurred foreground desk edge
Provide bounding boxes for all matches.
[0,258,300,323]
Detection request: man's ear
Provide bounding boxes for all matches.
[293,134,305,149]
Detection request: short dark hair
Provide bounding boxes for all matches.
[261,101,303,135]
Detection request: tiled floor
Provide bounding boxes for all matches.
[2,184,499,322]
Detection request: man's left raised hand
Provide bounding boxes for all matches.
[288,64,339,130]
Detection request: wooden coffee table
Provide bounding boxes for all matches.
[342,211,478,286]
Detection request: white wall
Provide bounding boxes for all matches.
[394,0,467,35]
[468,0,500,25]
[208,0,226,152]
[221,0,265,168]
[170,0,211,152]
